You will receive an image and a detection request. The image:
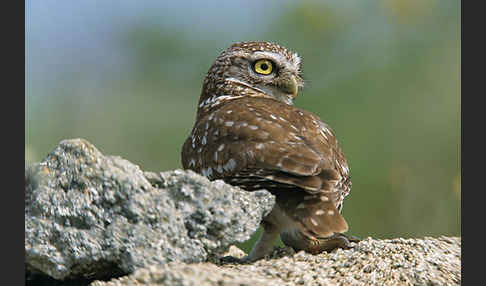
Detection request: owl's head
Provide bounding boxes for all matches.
[200,41,304,108]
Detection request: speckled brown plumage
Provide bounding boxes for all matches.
[181,41,354,261]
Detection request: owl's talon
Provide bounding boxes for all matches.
[345,234,361,243]
[316,233,360,252]
[219,255,250,264]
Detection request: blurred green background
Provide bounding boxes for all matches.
[26,0,460,253]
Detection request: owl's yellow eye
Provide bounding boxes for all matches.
[253,59,274,75]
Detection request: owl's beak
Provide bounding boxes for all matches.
[281,76,298,99]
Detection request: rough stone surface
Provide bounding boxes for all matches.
[91,236,461,286]
[25,139,275,282]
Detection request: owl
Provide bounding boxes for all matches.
[181,41,357,261]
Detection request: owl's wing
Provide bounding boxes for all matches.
[181,97,350,237]
[182,97,350,195]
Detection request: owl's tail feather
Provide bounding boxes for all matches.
[278,192,350,253]
[245,191,350,262]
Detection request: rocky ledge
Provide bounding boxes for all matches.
[92,236,461,286]
[25,139,461,285]
[25,139,274,283]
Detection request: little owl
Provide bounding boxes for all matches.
[181,41,357,261]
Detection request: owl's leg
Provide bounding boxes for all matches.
[245,221,280,262]
[220,221,279,264]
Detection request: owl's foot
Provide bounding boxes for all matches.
[344,234,361,243]
[219,255,250,264]
[313,233,361,253]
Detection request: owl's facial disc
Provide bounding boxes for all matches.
[222,49,302,105]
[248,52,301,103]
[252,64,299,104]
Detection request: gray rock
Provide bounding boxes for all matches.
[91,236,461,286]
[25,138,275,281]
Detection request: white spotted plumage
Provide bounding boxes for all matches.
[181,41,352,261]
